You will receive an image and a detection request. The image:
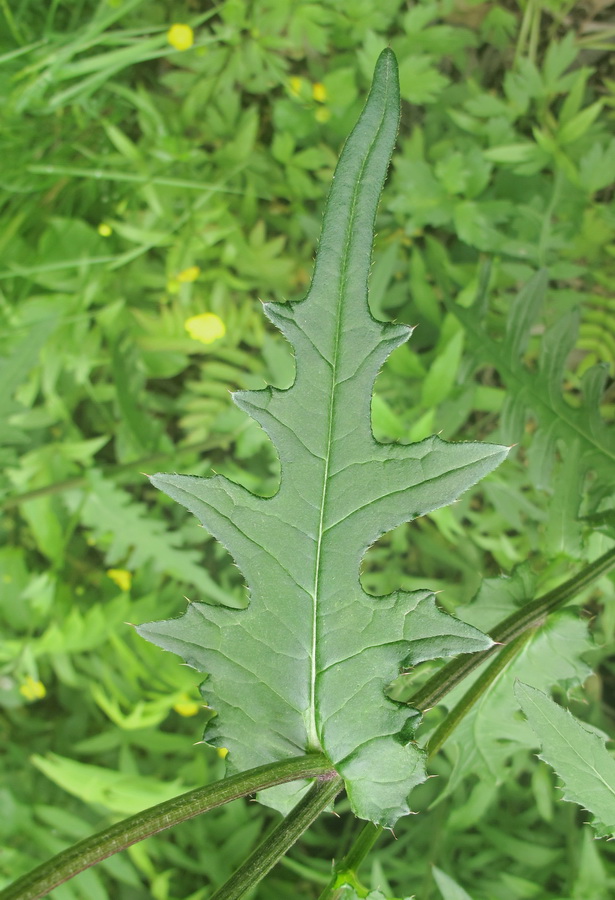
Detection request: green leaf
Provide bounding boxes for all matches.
[398,54,449,104]
[65,470,240,608]
[432,866,474,900]
[0,320,54,453]
[444,592,592,790]
[557,101,604,146]
[571,828,610,898]
[515,682,615,838]
[452,272,615,544]
[483,140,551,176]
[421,329,464,407]
[337,890,411,900]
[32,753,192,817]
[504,268,548,363]
[542,33,579,94]
[137,50,508,827]
[578,139,615,194]
[335,890,410,900]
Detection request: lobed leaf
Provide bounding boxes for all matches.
[137,49,508,826]
[515,682,615,838]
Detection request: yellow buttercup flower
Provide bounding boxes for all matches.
[20,676,46,702]
[173,695,200,717]
[167,24,194,52]
[177,265,201,283]
[217,747,229,759]
[185,313,226,344]
[107,568,132,591]
[98,223,112,237]
[312,82,327,103]
[289,76,303,97]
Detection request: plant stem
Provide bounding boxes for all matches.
[210,776,344,900]
[410,545,615,712]
[317,822,382,900]
[425,629,534,757]
[317,631,534,900]
[0,755,334,900]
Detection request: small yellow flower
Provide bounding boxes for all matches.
[98,223,112,237]
[173,695,200,717]
[185,313,226,344]
[217,747,229,759]
[107,568,132,591]
[315,106,331,123]
[312,82,327,103]
[20,676,46,702]
[177,265,201,283]
[167,24,194,52]
[289,76,303,97]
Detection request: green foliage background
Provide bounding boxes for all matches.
[1,1,614,898]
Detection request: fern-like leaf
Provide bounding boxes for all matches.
[453,271,615,553]
[65,470,238,607]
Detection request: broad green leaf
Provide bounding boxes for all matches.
[515,682,615,838]
[137,49,508,826]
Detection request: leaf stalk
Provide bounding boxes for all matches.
[410,545,615,712]
[0,755,334,900]
[210,777,344,900]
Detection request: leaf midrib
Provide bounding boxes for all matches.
[308,66,392,754]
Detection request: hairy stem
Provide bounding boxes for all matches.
[316,631,533,900]
[410,545,615,712]
[210,777,344,900]
[0,755,334,900]
[317,822,383,900]
[425,629,534,757]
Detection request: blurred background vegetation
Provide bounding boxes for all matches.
[1,1,614,898]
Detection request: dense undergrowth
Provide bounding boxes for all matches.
[1,2,614,899]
